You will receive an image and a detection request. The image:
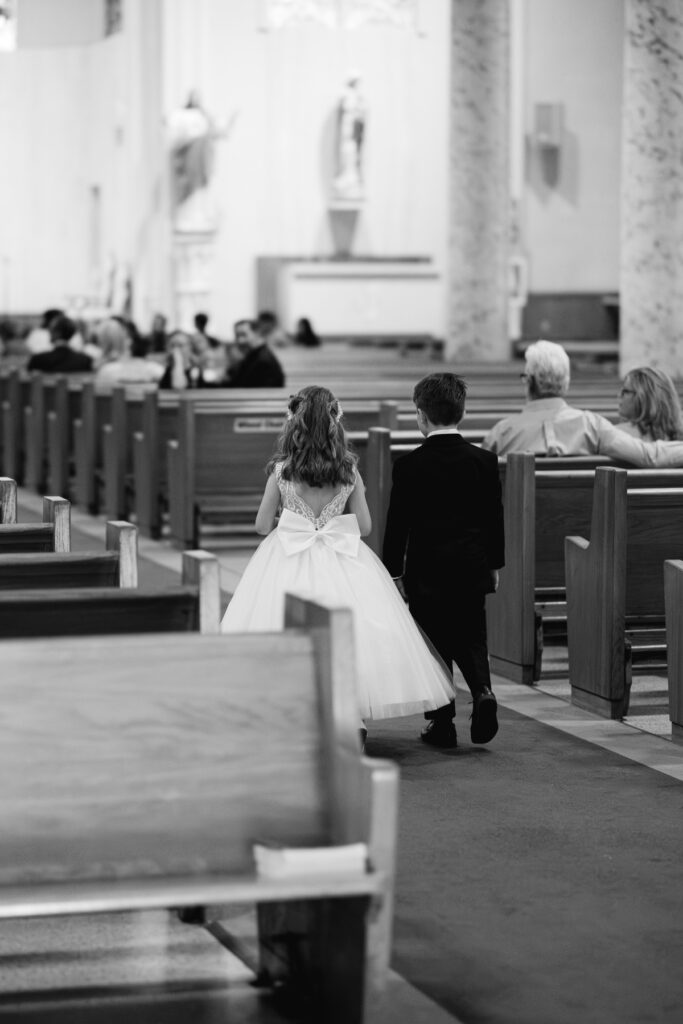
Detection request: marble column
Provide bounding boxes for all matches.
[448,0,510,362]
[621,0,683,377]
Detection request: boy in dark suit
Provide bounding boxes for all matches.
[383,373,504,748]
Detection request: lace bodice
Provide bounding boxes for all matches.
[275,463,355,530]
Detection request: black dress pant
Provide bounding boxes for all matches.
[407,579,492,724]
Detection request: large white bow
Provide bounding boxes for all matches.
[277,508,360,557]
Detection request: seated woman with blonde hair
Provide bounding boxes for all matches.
[95,318,165,386]
[617,367,683,442]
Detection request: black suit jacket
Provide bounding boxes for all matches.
[226,344,285,388]
[382,434,504,591]
[27,347,93,373]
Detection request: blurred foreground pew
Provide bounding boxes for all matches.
[0,594,398,1024]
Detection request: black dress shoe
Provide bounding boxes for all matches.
[470,687,498,744]
[421,720,458,748]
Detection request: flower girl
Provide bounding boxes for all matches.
[221,386,453,724]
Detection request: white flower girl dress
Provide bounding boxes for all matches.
[221,464,454,720]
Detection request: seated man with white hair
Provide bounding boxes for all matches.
[481,340,683,466]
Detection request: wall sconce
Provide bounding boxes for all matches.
[532,102,563,149]
[531,103,563,187]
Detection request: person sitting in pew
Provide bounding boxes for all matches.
[26,315,93,374]
[482,340,683,465]
[95,318,165,385]
[159,330,200,389]
[224,318,285,388]
[221,385,453,743]
[616,366,683,442]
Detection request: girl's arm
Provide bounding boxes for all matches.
[347,471,372,536]
[255,473,281,534]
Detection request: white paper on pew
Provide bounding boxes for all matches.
[253,842,368,878]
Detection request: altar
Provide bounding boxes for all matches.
[256,257,444,339]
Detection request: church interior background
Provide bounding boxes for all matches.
[0,0,680,373]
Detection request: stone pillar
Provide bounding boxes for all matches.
[163,0,219,330]
[448,0,510,362]
[621,0,683,377]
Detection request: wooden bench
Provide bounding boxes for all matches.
[0,368,27,483]
[0,593,399,1023]
[488,455,683,684]
[0,521,137,589]
[665,560,683,744]
[0,494,70,552]
[0,550,220,637]
[132,391,431,540]
[0,476,18,522]
[565,468,683,718]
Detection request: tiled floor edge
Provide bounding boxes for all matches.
[492,676,683,783]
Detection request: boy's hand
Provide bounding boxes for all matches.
[489,570,500,593]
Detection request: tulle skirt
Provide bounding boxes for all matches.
[221,525,454,720]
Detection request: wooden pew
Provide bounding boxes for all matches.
[488,455,683,684]
[73,383,120,513]
[362,437,683,682]
[46,375,93,499]
[0,550,220,637]
[0,520,137,589]
[1,368,26,483]
[133,391,414,540]
[360,428,602,559]
[23,368,634,541]
[0,495,70,553]
[665,560,683,744]
[0,476,17,523]
[0,594,399,1024]
[22,374,91,495]
[166,398,284,547]
[565,468,683,718]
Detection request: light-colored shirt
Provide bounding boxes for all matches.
[481,397,683,467]
[615,420,657,443]
[95,359,165,386]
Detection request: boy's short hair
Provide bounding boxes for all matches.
[413,373,467,426]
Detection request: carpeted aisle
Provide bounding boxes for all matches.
[367,707,683,1024]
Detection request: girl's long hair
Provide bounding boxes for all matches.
[268,386,357,486]
[623,367,683,441]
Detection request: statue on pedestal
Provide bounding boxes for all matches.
[168,89,236,233]
[332,71,367,202]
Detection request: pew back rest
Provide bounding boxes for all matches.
[536,468,683,589]
[0,496,71,553]
[0,550,220,636]
[625,489,683,616]
[0,623,347,886]
[0,586,201,635]
[180,399,282,498]
[0,521,137,589]
[0,478,17,523]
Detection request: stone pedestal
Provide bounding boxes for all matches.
[448,0,510,361]
[621,0,683,376]
[172,230,216,331]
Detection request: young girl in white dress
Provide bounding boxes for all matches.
[221,386,453,725]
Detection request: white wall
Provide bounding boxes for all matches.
[522,0,623,292]
[163,0,452,336]
[0,0,165,321]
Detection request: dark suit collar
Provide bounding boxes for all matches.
[424,432,464,444]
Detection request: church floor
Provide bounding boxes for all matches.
[6,490,683,1023]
